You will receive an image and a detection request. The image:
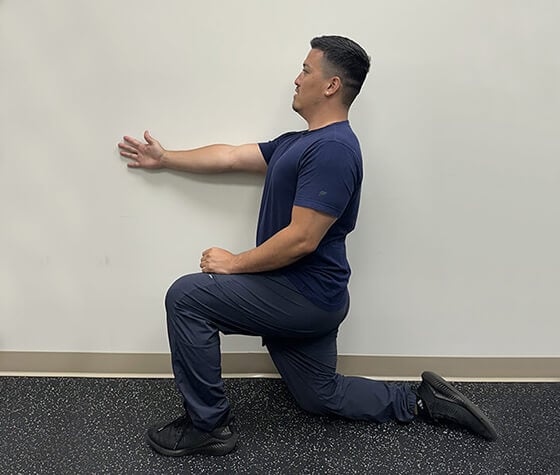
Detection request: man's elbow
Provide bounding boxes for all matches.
[296,237,320,257]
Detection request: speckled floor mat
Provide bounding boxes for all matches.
[1,377,558,474]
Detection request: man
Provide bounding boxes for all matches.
[118,36,497,457]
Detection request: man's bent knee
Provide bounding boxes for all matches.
[165,273,203,312]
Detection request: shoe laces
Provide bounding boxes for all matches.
[157,413,191,432]
[156,413,193,449]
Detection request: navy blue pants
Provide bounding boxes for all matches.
[165,272,416,432]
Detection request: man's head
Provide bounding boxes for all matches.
[292,36,370,122]
[310,35,370,107]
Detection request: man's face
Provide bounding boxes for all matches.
[292,49,330,114]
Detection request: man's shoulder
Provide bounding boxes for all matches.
[269,130,303,143]
[309,124,361,156]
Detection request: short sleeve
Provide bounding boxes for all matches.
[258,141,275,165]
[258,132,299,165]
[294,141,361,218]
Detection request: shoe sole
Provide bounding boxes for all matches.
[422,371,498,441]
[146,431,239,457]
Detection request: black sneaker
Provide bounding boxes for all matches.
[146,413,238,457]
[416,371,498,441]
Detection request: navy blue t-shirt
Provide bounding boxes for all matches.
[257,120,363,311]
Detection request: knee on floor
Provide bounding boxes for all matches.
[292,383,341,416]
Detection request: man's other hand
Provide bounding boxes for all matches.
[200,247,238,274]
[118,131,165,169]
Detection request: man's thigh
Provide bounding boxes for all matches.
[166,272,346,339]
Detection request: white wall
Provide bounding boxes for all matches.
[1,0,558,356]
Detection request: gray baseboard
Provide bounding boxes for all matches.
[0,351,558,380]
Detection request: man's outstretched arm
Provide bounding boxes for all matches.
[200,206,337,274]
[118,130,267,174]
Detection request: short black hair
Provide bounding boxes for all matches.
[310,35,371,107]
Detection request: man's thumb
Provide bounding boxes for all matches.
[144,130,154,144]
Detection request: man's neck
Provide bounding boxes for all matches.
[305,109,349,131]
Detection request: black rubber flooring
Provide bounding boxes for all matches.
[1,377,558,474]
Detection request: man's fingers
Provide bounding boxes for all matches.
[118,142,138,155]
[200,250,211,272]
[120,151,138,159]
[123,135,143,147]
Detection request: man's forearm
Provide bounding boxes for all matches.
[161,144,236,173]
[202,225,316,275]
[201,207,334,275]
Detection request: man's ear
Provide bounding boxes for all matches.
[325,76,342,97]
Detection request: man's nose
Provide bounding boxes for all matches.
[294,73,302,86]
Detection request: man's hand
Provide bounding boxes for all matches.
[118,131,165,169]
[200,247,238,274]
